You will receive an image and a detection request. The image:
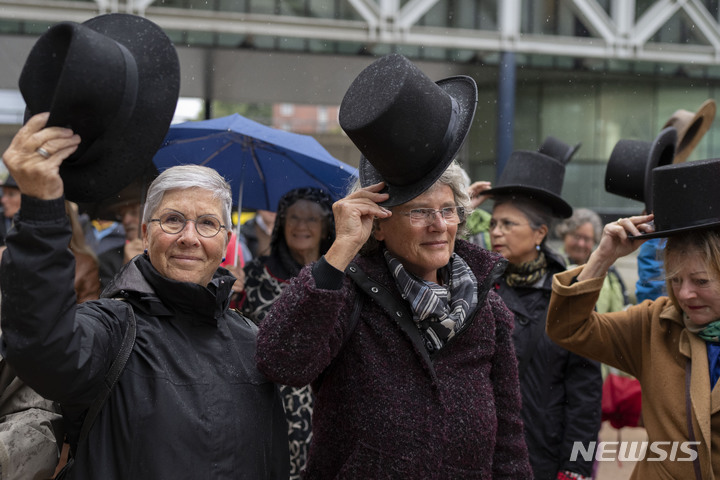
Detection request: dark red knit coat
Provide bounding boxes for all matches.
[256,240,532,479]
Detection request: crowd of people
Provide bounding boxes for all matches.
[1,10,720,480]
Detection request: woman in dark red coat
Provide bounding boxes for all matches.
[256,53,531,479]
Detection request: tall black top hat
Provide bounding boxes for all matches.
[663,99,716,164]
[632,158,720,239]
[605,127,677,213]
[18,13,180,203]
[339,53,478,207]
[483,150,573,218]
[538,136,581,164]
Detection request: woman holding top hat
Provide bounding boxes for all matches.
[481,149,602,480]
[0,13,289,480]
[256,53,532,478]
[548,157,720,479]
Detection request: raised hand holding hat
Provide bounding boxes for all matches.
[18,13,179,203]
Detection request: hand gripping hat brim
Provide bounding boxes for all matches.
[19,13,180,203]
[483,150,573,219]
[631,158,720,239]
[339,53,478,207]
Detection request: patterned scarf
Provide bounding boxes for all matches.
[384,249,478,352]
[504,251,548,287]
[683,313,720,342]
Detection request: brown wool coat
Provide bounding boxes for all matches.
[547,266,720,480]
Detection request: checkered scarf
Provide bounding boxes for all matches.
[384,249,478,352]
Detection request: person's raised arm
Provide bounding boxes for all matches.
[323,182,390,272]
[576,214,654,282]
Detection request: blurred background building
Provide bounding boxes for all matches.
[2,0,720,218]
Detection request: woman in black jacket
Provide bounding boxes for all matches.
[483,150,603,480]
[0,113,289,479]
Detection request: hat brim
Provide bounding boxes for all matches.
[359,75,477,207]
[483,185,573,219]
[630,219,720,240]
[643,126,677,212]
[667,99,716,164]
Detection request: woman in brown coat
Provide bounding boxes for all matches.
[547,158,720,479]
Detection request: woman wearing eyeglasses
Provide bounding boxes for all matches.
[483,150,602,480]
[0,112,289,479]
[234,186,335,480]
[256,53,531,478]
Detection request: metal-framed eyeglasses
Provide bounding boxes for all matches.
[397,206,465,227]
[489,218,529,233]
[149,212,227,238]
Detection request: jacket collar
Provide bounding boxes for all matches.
[102,254,235,325]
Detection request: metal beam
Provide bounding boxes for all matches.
[2,0,720,67]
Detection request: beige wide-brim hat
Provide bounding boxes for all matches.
[662,99,716,164]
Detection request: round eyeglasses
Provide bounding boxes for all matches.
[397,206,465,227]
[149,212,227,238]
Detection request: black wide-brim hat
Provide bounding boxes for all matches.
[339,53,477,207]
[18,13,180,203]
[483,150,573,218]
[604,127,677,213]
[632,158,720,239]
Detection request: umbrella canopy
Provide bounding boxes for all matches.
[152,113,358,212]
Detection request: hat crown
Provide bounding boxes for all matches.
[643,158,720,237]
[662,99,716,164]
[604,127,677,212]
[339,53,477,206]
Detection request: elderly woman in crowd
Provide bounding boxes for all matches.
[0,113,289,479]
[555,207,628,313]
[548,158,720,479]
[237,186,335,480]
[482,151,602,480]
[256,53,531,478]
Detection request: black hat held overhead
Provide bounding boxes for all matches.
[604,126,677,213]
[18,13,180,203]
[632,158,720,239]
[339,53,478,207]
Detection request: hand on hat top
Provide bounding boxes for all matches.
[577,213,654,282]
[467,181,492,209]
[1,112,81,200]
[324,182,391,272]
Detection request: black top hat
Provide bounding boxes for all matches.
[18,13,180,203]
[483,150,573,218]
[604,127,677,213]
[339,53,477,207]
[663,99,716,164]
[538,136,581,164]
[632,158,720,239]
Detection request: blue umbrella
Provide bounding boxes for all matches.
[152,113,358,212]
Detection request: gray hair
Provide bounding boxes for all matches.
[356,160,471,255]
[142,165,233,229]
[554,207,602,242]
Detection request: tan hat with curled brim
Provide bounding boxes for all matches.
[662,99,716,164]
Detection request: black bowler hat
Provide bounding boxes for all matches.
[604,127,677,213]
[538,136,581,164]
[483,150,573,218]
[632,158,720,239]
[0,175,18,189]
[18,13,180,203]
[339,53,477,207]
